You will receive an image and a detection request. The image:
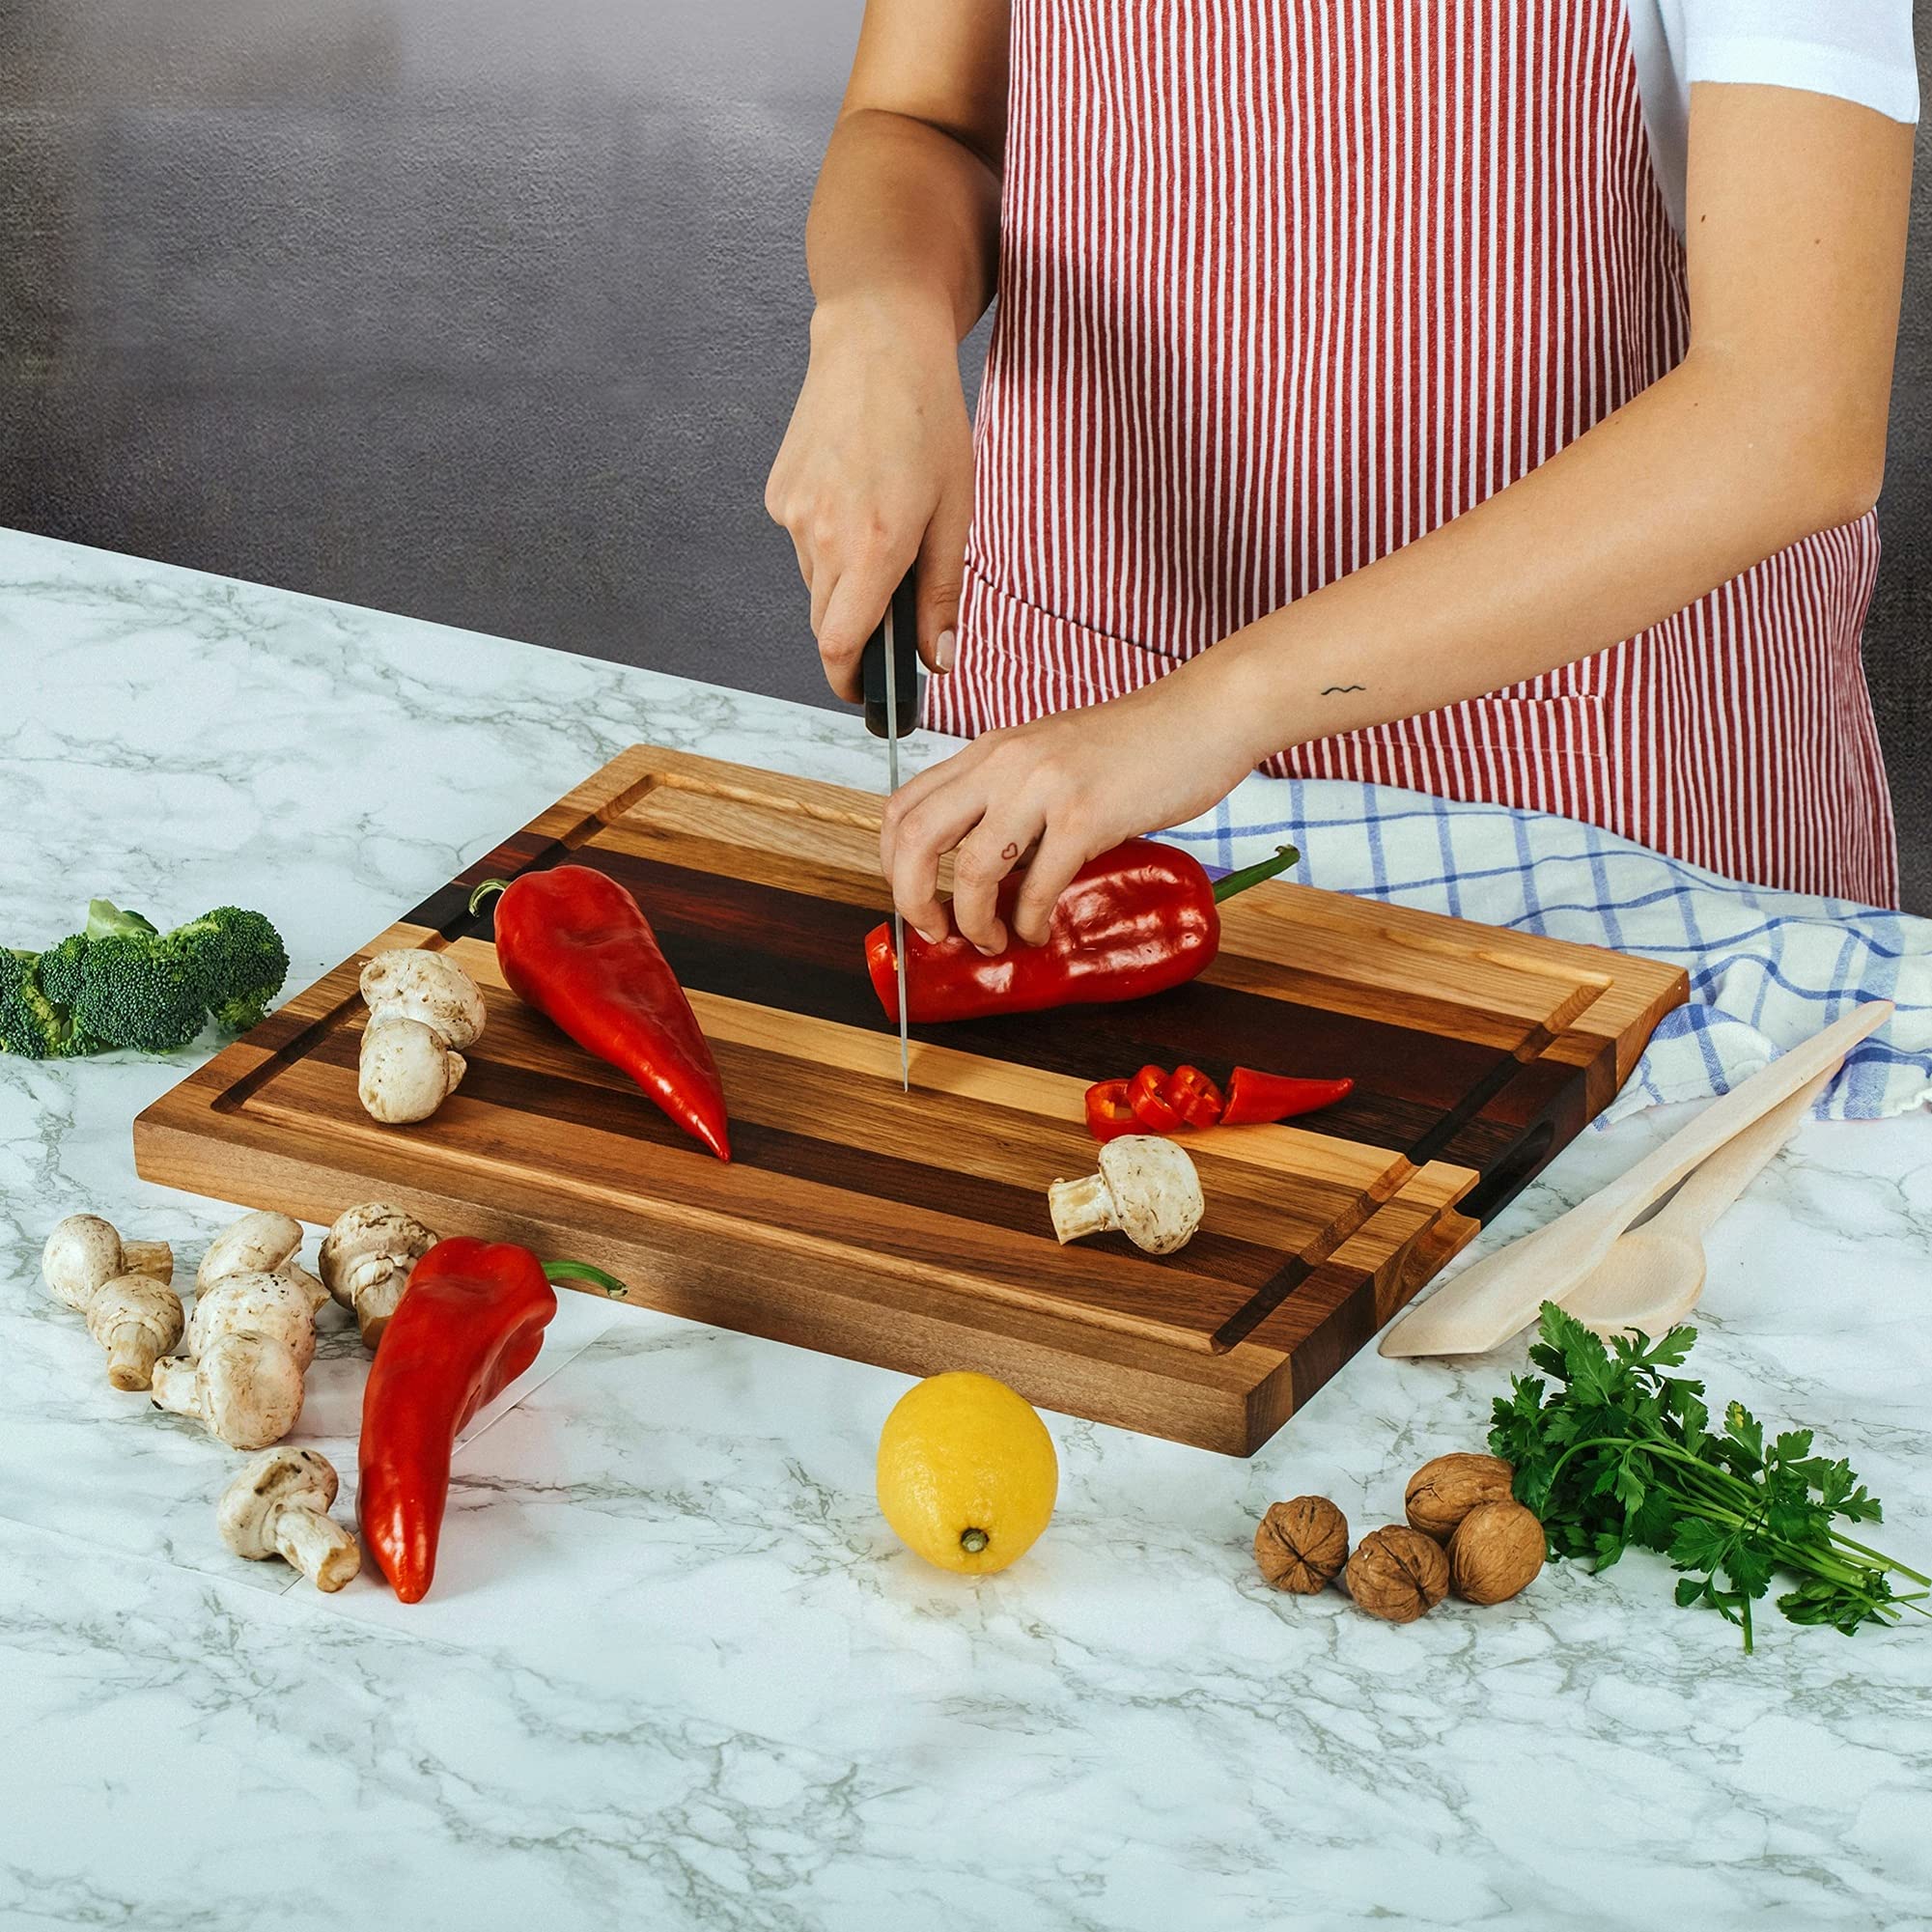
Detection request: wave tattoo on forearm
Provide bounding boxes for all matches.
[1320,683,1366,695]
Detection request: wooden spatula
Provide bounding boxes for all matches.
[1563,1067,1833,1337]
[1378,1000,1892,1358]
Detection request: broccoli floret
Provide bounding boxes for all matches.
[14,900,292,1056]
[35,932,89,1009]
[163,906,291,1032]
[0,949,74,1058]
[70,929,209,1051]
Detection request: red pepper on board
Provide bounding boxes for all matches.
[1084,1078,1139,1143]
[1081,1062,1348,1140]
[864,841,1298,1024]
[1128,1064,1182,1133]
[1164,1064,1227,1131]
[471,865,731,1160]
[1220,1066,1355,1126]
[358,1237,624,1604]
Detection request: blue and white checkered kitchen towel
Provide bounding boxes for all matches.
[1164,773,1932,1123]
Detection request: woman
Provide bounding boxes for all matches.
[768,1,1918,950]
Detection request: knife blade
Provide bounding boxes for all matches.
[859,570,919,1090]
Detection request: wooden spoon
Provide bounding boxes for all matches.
[1563,1068,1833,1338]
[1379,1000,1891,1358]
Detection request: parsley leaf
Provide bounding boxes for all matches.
[1489,1303,1930,1652]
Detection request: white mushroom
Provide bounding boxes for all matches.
[357,949,486,1125]
[217,1448,361,1592]
[196,1209,326,1313]
[1048,1135,1205,1255]
[318,1201,438,1348]
[42,1213,174,1310]
[85,1274,186,1390]
[151,1332,305,1450]
[187,1269,319,1372]
[159,1263,319,1446]
[42,1216,182,1389]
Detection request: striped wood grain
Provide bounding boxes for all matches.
[134,746,1686,1453]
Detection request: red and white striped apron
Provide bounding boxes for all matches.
[926,0,1900,907]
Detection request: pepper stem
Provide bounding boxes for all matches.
[543,1260,629,1299]
[1210,845,1300,904]
[467,879,511,916]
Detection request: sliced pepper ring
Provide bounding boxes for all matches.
[1128,1065,1182,1133]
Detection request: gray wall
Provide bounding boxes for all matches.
[1,1,1925,906]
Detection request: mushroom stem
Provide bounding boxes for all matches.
[274,1506,362,1592]
[120,1239,175,1284]
[1048,1172,1118,1245]
[100,1318,169,1391]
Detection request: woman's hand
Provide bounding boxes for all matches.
[880,662,1260,952]
[766,293,976,700]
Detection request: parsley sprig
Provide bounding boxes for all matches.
[1489,1303,1930,1652]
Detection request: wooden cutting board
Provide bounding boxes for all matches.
[133,745,1685,1455]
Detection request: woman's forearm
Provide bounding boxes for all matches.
[1197,84,1910,761]
[806,108,1001,345]
[1196,350,1885,759]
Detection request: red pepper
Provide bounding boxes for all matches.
[472,866,730,1160]
[1165,1064,1226,1130]
[1220,1065,1355,1126]
[865,841,1298,1023]
[358,1237,624,1603]
[1129,1064,1182,1132]
[1084,1078,1139,1142]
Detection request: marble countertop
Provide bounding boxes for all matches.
[4,530,1929,1932]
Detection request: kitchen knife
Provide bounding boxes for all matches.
[860,570,919,1089]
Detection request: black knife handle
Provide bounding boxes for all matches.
[860,570,920,740]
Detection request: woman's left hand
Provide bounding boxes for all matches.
[880,665,1259,952]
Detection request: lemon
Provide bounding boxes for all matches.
[876,1372,1058,1575]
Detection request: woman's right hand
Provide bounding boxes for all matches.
[765,292,974,701]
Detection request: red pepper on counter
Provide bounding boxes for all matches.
[865,841,1298,1024]
[359,1237,625,1604]
[472,865,731,1160]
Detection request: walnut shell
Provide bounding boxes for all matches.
[1404,1452,1516,1543]
[1254,1497,1349,1594]
[1448,1499,1546,1605]
[1345,1526,1449,1624]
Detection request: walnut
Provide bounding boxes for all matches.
[1448,1500,1546,1605]
[1253,1497,1349,1594]
[1345,1526,1449,1623]
[1404,1452,1516,1543]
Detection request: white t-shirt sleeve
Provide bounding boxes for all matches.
[1626,0,1919,231]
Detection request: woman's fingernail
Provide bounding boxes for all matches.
[935,628,956,674]
[915,925,943,945]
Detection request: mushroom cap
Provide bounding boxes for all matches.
[188,1270,318,1369]
[357,1014,467,1124]
[186,1332,305,1450]
[42,1214,125,1311]
[196,1210,305,1294]
[359,949,486,1050]
[318,1201,438,1302]
[1095,1136,1204,1254]
[85,1272,184,1346]
[218,1447,339,1554]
